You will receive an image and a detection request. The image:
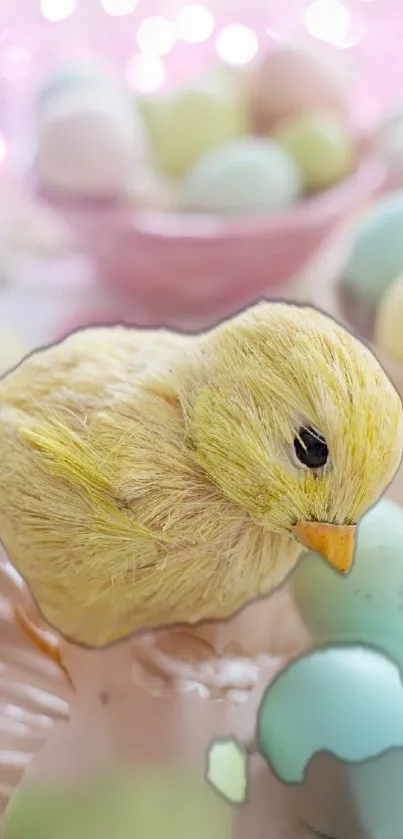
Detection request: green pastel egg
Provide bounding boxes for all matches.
[182,137,303,215]
[274,111,355,192]
[343,190,403,305]
[291,499,403,666]
[257,645,403,785]
[3,768,231,839]
[138,72,250,180]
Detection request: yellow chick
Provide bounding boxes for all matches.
[0,301,401,652]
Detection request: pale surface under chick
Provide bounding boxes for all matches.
[0,301,401,647]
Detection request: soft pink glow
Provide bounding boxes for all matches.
[136,16,176,57]
[0,1,399,134]
[126,54,165,93]
[0,45,31,81]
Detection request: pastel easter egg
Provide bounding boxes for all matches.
[274,111,355,192]
[3,768,231,839]
[343,191,403,306]
[291,499,403,667]
[182,137,303,215]
[36,83,148,200]
[257,645,403,785]
[248,47,348,134]
[374,273,403,363]
[138,70,250,180]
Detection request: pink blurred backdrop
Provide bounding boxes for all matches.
[0,0,399,343]
[0,0,402,160]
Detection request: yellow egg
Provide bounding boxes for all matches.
[274,111,355,192]
[138,69,250,180]
[375,273,403,363]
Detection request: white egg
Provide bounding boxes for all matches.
[36,81,149,200]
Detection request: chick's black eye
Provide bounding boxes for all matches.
[294,426,329,469]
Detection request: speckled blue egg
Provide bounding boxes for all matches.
[344,191,403,305]
[291,499,403,667]
[257,645,403,785]
[182,137,303,216]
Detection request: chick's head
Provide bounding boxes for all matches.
[186,303,403,573]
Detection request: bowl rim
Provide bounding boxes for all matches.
[37,154,388,242]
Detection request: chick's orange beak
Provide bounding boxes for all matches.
[293,520,356,574]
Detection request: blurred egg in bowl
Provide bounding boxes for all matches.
[319,190,403,410]
[33,52,385,330]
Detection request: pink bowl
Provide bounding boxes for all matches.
[42,156,386,330]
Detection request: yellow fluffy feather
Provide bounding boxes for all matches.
[0,301,401,647]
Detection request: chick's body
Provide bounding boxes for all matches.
[0,303,401,647]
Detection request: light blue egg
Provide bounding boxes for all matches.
[344,191,403,305]
[291,498,403,667]
[182,137,303,216]
[257,645,403,785]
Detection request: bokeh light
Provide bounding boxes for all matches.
[41,0,77,21]
[215,24,259,66]
[126,54,166,93]
[175,4,215,44]
[100,0,138,16]
[0,135,8,165]
[136,16,176,57]
[304,0,353,47]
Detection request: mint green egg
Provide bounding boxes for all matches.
[291,499,403,667]
[344,191,403,305]
[3,768,231,839]
[257,645,403,785]
[183,137,303,215]
[274,111,355,192]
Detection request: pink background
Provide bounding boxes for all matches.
[0,0,399,346]
[0,0,402,153]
